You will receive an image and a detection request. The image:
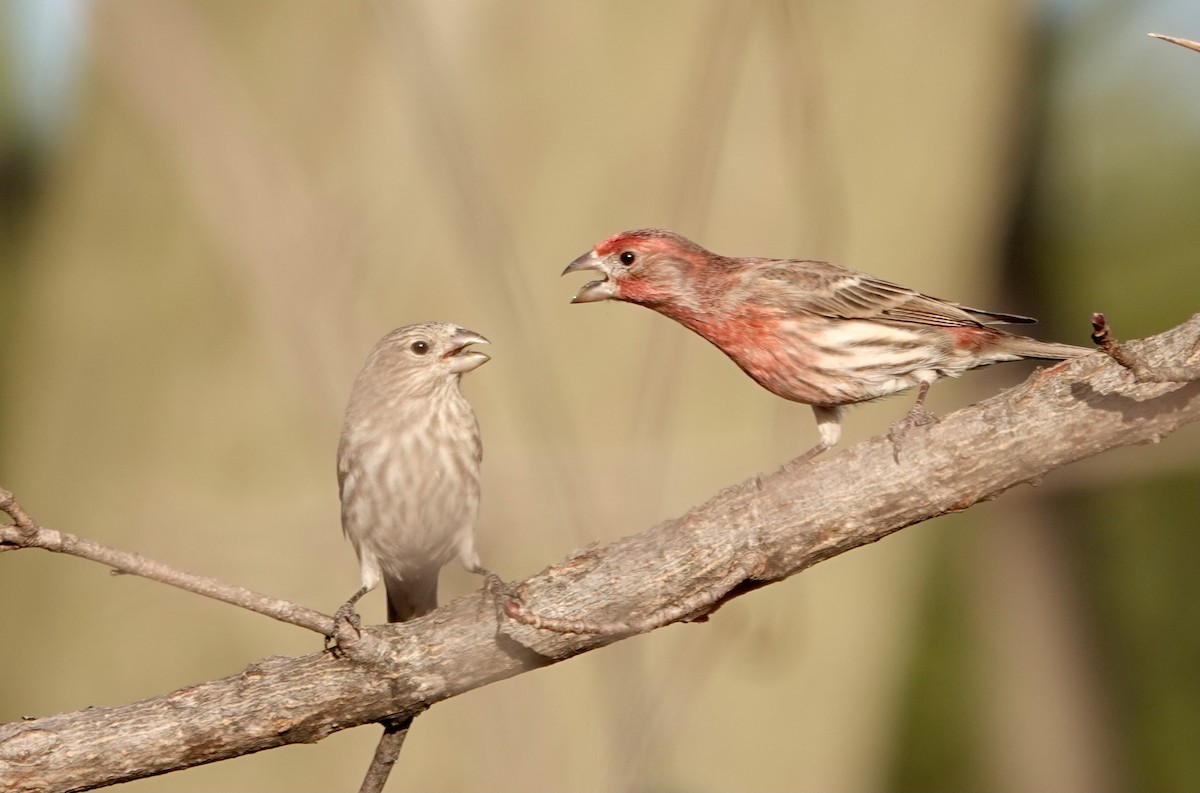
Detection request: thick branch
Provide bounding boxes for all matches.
[1,315,1197,793]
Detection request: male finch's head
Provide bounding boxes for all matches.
[562,228,715,311]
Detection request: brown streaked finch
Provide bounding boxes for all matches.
[563,228,1089,460]
[334,321,493,626]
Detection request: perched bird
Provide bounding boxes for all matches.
[564,228,1089,459]
[335,321,492,625]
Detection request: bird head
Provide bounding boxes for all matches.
[341,322,489,443]
[366,322,490,388]
[562,229,713,312]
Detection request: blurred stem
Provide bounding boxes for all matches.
[1148,33,1200,54]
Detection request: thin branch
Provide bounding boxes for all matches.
[358,719,412,793]
[1,315,1198,793]
[0,487,36,530]
[1149,32,1200,54]
[0,497,335,637]
[1091,312,1200,382]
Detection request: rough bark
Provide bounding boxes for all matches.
[1,315,1197,793]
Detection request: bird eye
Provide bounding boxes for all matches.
[619,251,636,265]
[410,340,429,355]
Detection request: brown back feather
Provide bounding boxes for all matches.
[745,259,1037,328]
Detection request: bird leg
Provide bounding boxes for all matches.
[888,380,938,462]
[468,564,515,626]
[789,442,830,469]
[327,585,369,652]
[786,405,841,469]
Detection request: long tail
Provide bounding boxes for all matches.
[384,571,439,623]
[994,333,1091,361]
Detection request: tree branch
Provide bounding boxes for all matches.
[358,719,412,793]
[1,315,1197,793]
[0,498,335,637]
[1091,312,1200,382]
[1149,32,1200,54]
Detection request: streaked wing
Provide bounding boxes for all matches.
[746,259,1036,327]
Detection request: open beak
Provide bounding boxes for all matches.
[445,328,490,374]
[562,251,616,303]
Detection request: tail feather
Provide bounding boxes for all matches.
[995,334,1091,361]
[384,571,439,623]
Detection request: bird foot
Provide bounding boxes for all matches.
[888,404,939,462]
[325,599,364,656]
[334,602,363,633]
[471,566,517,626]
[783,442,831,472]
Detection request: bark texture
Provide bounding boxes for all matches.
[1,316,1197,793]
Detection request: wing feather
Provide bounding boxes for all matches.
[742,259,1036,328]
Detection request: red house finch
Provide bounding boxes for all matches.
[335,322,492,624]
[564,229,1089,459]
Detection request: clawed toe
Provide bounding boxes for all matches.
[472,567,515,624]
[784,441,831,471]
[334,604,363,633]
[326,597,366,654]
[888,405,939,462]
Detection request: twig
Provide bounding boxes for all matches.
[359,719,412,793]
[1091,313,1200,383]
[0,486,335,636]
[1149,33,1200,54]
[505,551,768,637]
[0,487,36,531]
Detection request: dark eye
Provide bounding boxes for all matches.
[619,250,636,265]
[410,340,429,355]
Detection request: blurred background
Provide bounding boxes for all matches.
[1,1,1198,791]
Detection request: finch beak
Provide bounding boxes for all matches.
[445,328,490,374]
[562,251,616,303]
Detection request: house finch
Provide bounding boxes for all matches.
[563,228,1089,459]
[335,322,492,625]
